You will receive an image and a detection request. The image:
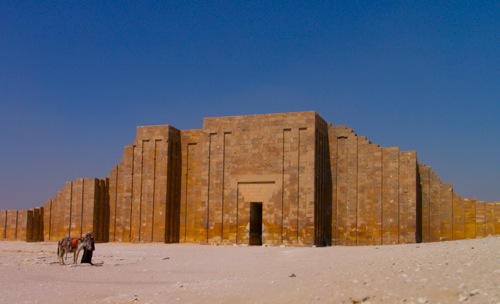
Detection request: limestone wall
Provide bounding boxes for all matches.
[329,126,418,245]
[107,125,181,243]
[1,111,499,246]
[42,178,108,242]
[193,112,318,246]
[0,207,43,241]
[5,210,22,240]
[418,163,500,241]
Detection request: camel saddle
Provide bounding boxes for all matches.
[71,238,79,249]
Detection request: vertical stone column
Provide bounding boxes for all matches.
[382,147,399,245]
[16,210,28,241]
[475,202,486,238]
[463,198,476,239]
[328,126,339,245]
[43,199,52,241]
[62,182,73,238]
[429,170,442,242]
[49,191,59,240]
[372,144,383,245]
[116,146,134,242]
[50,191,64,240]
[335,133,348,245]
[485,202,496,236]
[298,127,314,245]
[495,202,500,235]
[439,184,453,241]
[407,152,418,244]
[108,165,119,242]
[34,207,43,241]
[346,133,358,245]
[81,178,96,236]
[60,185,71,239]
[207,132,224,244]
[97,178,109,242]
[165,135,181,244]
[26,209,34,241]
[356,137,370,246]
[222,132,238,244]
[282,128,297,245]
[0,210,6,239]
[398,151,409,244]
[139,140,154,242]
[314,120,331,246]
[152,139,167,243]
[71,179,84,238]
[130,141,143,242]
[180,130,204,243]
[399,151,417,244]
[5,210,17,240]
[452,194,465,240]
[26,207,43,241]
[418,164,430,242]
[281,128,308,245]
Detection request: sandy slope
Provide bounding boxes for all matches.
[0,237,499,304]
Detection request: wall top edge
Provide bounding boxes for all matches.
[136,124,173,129]
[203,110,318,122]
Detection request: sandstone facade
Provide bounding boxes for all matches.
[1,112,499,245]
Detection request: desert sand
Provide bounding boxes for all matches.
[0,237,499,304]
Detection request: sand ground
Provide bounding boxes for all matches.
[0,237,499,304]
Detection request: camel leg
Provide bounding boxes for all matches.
[75,246,83,264]
[57,244,65,265]
[59,249,65,265]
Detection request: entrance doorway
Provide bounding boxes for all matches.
[249,202,262,245]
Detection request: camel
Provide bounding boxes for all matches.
[57,236,92,265]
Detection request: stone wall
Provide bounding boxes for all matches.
[329,126,418,245]
[416,164,500,242]
[184,112,319,246]
[0,208,43,241]
[1,111,499,245]
[107,125,181,243]
[42,178,108,242]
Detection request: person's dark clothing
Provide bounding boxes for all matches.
[81,237,95,264]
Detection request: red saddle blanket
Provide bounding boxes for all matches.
[71,238,79,249]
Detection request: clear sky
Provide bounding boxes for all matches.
[0,1,498,210]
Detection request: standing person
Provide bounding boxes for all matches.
[81,231,95,265]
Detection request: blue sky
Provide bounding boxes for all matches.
[0,1,498,210]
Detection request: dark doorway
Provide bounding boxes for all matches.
[249,202,263,245]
